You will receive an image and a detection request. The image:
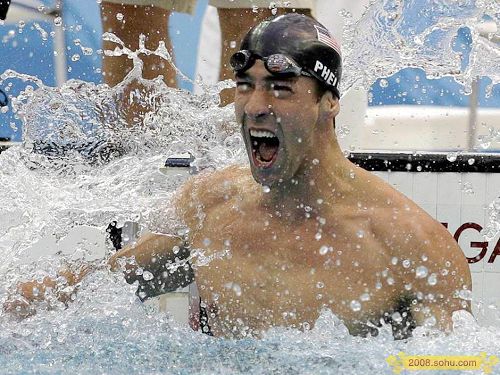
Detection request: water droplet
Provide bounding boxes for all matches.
[142,271,153,281]
[391,257,398,265]
[360,293,370,301]
[316,281,324,289]
[424,315,437,327]
[391,312,402,323]
[458,289,472,301]
[54,17,62,26]
[415,265,428,278]
[404,283,412,290]
[379,79,389,88]
[387,277,395,285]
[319,245,330,255]
[350,300,361,311]
[375,281,382,289]
[71,54,80,62]
[172,245,180,254]
[224,282,242,297]
[81,47,93,56]
[427,273,438,286]
[421,254,428,262]
[468,158,475,165]
[446,152,458,162]
[315,232,322,240]
[262,185,271,193]
[312,158,319,165]
[461,181,474,195]
[116,13,124,21]
[402,259,411,268]
[229,40,237,48]
[356,230,365,238]
[252,5,259,12]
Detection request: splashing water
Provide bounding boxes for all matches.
[341,0,500,95]
[0,1,499,373]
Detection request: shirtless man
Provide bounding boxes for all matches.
[6,14,471,339]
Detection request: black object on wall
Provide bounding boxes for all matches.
[0,0,11,20]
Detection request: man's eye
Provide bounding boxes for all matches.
[271,84,293,97]
[271,83,292,92]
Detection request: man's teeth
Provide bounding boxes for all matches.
[250,130,275,138]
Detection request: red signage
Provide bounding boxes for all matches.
[442,222,500,264]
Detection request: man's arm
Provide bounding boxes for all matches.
[109,232,195,300]
[4,231,193,317]
[404,217,472,333]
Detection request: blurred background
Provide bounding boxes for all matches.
[0,0,499,151]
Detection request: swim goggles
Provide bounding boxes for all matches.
[230,50,312,78]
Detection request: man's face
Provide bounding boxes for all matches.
[234,60,322,187]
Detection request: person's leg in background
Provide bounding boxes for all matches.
[211,0,315,106]
[100,2,176,87]
[100,1,195,126]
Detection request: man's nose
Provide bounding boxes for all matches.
[244,89,272,122]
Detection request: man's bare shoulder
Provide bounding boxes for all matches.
[365,176,471,289]
[353,168,465,264]
[173,165,256,220]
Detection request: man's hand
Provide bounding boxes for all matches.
[3,266,90,319]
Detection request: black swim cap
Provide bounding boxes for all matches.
[237,13,342,98]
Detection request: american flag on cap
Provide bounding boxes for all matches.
[314,25,341,56]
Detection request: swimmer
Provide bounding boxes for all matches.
[5,14,472,339]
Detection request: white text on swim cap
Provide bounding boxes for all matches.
[313,60,338,86]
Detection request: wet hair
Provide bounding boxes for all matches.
[240,13,342,99]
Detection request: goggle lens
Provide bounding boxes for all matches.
[230,50,306,77]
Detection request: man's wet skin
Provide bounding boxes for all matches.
[112,61,472,338]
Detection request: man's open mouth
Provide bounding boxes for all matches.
[250,129,280,168]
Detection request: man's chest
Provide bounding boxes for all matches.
[189,210,399,330]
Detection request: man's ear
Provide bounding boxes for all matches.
[319,91,340,121]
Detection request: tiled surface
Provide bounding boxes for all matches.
[486,174,500,204]
[484,234,500,273]
[437,172,462,205]
[458,204,487,272]
[480,273,500,326]
[471,271,484,320]
[461,173,487,206]
[387,172,414,200]
[413,173,438,205]
[371,171,389,182]
[376,170,499,324]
